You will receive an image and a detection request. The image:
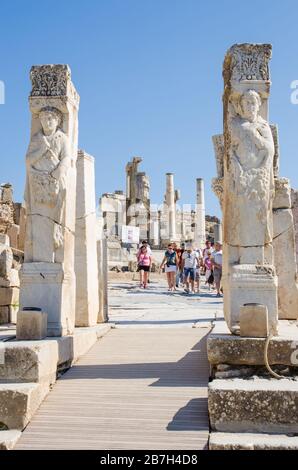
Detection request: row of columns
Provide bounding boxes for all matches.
[154,174,222,247]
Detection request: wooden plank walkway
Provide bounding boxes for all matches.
[16,328,210,450]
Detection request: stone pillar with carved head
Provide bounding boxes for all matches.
[20,65,79,336]
[215,44,279,335]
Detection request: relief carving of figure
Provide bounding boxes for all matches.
[24,107,71,262]
[227,90,275,247]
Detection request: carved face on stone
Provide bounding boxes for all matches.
[39,108,60,135]
[240,90,261,123]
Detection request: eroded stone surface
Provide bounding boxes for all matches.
[209,377,298,433]
[0,382,49,429]
[292,188,298,270]
[273,180,298,319]
[16,310,48,340]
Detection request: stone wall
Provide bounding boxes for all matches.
[292,189,298,269]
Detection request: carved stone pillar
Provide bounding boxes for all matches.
[214,44,278,335]
[20,65,79,336]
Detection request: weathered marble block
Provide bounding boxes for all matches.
[20,263,75,336]
[273,179,298,320]
[16,310,47,340]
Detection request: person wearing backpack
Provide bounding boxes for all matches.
[160,243,179,292]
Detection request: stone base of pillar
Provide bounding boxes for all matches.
[224,264,278,336]
[20,263,75,337]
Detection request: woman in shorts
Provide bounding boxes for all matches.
[160,244,178,292]
[137,245,151,289]
[204,251,214,291]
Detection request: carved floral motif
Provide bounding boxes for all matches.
[30,65,70,97]
[227,44,272,82]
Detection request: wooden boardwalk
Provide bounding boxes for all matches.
[16,328,210,450]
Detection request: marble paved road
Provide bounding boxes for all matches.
[108,278,224,328]
[16,279,223,450]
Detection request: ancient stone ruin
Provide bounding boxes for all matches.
[208,43,298,450]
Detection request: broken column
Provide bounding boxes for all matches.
[75,150,100,326]
[19,64,79,336]
[215,44,278,335]
[194,178,206,248]
[126,157,150,240]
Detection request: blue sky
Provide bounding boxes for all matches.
[1,0,298,217]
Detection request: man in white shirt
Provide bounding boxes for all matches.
[138,240,152,256]
[182,243,199,294]
[211,242,223,297]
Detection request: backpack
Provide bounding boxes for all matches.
[165,251,176,267]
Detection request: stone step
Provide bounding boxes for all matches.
[208,377,298,434]
[0,430,22,450]
[0,324,113,383]
[0,382,49,430]
[207,320,298,367]
[209,432,298,450]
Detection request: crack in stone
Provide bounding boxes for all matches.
[273,225,293,241]
[76,211,96,221]
[27,213,75,236]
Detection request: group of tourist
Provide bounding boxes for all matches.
[136,239,223,297]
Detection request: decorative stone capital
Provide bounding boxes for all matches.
[224,43,272,84]
[29,64,79,110]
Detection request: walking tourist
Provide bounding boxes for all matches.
[211,242,223,297]
[160,243,179,292]
[137,245,151,289]
[182,243,199,294]
[195,248,203,293]
[204,250,214,291]
[202,240,213,263]
[173,242,184,287]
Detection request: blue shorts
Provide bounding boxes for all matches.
[184,267,195,281]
